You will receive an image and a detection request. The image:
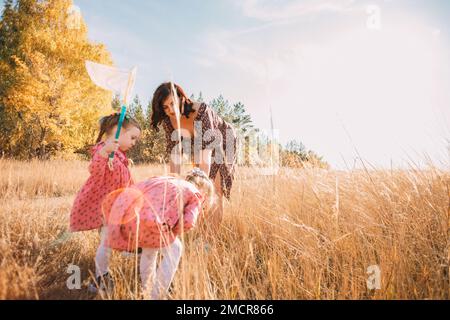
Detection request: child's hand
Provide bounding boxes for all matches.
[99,140,119,158]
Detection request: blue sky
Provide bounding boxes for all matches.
[1,0,449,169]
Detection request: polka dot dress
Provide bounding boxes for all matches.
[70,142,133,232]
[102,176,203,251]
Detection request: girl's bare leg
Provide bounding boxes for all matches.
[199,173,223,237]
[211,173,224,229]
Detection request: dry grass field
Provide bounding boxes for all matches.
[0,158,449,299]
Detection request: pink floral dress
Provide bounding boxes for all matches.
[102,176,204,250]
[70,142,133,232]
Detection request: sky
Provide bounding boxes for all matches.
[1,0,449,169]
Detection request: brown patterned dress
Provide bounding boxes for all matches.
[162,103,238,200]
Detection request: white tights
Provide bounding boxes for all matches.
[95,227,183,299]
[140,237,183,300]
[95,226,111,278]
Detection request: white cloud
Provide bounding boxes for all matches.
[236,0,357,22]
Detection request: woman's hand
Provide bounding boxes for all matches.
[99,140,119,158]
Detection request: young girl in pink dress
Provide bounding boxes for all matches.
[69,113,141,292]
[101,168,214,299]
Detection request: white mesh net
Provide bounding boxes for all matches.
[85,60,137,104]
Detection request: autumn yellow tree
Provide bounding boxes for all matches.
[0,0,113,159]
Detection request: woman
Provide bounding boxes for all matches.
[150,83,238,231]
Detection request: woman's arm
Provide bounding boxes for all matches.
[199,148,213,176]
[169,157,181,175]
[163,121,181,175]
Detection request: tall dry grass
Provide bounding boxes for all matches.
[0,158,448,299]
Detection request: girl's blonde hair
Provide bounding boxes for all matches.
[185,168,215,208]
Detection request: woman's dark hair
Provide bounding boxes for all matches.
[95,113,141,144]
[150,82,195,130]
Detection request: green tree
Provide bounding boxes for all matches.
[127,95,147,162]
[124,95,167,164]
[190,91,204,103]
[209,95,254,136]
[285,140,307,161]
[281,139,328,168]
[141,99,167,163]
